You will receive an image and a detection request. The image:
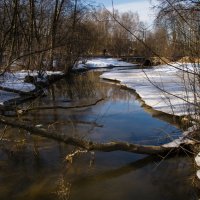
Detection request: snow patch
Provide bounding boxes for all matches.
[162,125,196,148]
[196,170,200,179]
[195,153,200,167]
[162,137,194,148]
[101,63,198,116]
[0,71,36,93]
[0,70,63,105]
[74,58,138,70]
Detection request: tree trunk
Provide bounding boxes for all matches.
[0,48,3,66]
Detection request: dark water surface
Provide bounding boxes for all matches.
[0,72,196,199]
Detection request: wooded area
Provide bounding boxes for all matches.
[0,0,199,73]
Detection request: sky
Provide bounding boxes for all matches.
[93,0,157,25]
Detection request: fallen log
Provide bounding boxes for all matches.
[0,85,32,96]
[0,115,196,156]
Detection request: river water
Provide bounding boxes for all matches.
[0,71,196,199]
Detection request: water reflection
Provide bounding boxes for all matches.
[66,155,195,200]
[0,71,196,199]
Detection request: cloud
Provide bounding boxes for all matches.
[107,1,156,25]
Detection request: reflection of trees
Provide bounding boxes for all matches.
[61,155,195,200]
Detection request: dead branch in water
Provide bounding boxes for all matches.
[19,98,104,113]
[0,115,196,156]
[0,85,35,96]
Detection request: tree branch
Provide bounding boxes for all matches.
[0,85,35,96]
[0,115,195,156]
[20,98,104,113]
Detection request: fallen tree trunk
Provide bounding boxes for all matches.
[0,85,31,95]
[0,115,196,155]
[0,83,43,97]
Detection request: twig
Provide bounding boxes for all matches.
[20,98,104,113]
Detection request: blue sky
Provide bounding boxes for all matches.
[93,0,156,25]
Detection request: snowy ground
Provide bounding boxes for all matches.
[0,72,36,92]
[0,70,63,105]
[73,57,138,70]
[101,63,199,116]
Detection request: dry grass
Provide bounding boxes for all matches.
[151,56,171,65]
[177,56,200,63]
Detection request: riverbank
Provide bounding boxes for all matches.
[0,70,64,114]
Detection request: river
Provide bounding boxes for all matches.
[0,71,196,200]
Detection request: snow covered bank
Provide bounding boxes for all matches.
[0,70,63,105]
[101,63,198,116]
[0,72,36,93]
[73,58,138,70]
[162,125,197,148]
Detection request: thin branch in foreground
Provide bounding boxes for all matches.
[66,149,88,163]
